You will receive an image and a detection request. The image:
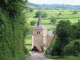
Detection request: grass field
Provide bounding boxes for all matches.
[26,10,79,27]
[24,10,80,50]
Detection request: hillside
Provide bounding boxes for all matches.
[26,2,80,10]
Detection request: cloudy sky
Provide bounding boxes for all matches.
[28,0,80,5]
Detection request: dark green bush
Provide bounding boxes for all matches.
[30,21,36,26]
[50,39,62,56]
[29,8,33,12]
[63,40,80,56]
[73,10,78,14]
[35,11,41,17]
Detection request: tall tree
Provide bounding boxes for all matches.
[0,0,29,60]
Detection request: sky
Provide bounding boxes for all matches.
[28,0,80,5]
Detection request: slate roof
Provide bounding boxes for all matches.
[33,16,47,29]
[37,16,43,25]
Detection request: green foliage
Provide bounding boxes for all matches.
[30,21,36,26]
[42,12,47,18]
[77,20,80,39]
[45,49,50,55]
[35,10,47,18]
[38,8,42,10]
[59,13,61,15]
[50,20,80,56]
[29,8,33,12]
[73,10,78,14]
[35,11,41,17]
[56,20,71,43]
[63,40,80,56]
[50,17,57,24]
[50,38,62,56]
[0,0,29,60]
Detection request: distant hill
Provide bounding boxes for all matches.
[26,2,80,10]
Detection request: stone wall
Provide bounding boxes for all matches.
[46,35,54,46]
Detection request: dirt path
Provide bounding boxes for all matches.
[27,51,56,60]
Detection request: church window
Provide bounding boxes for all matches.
[37,31,38,34]
[39,31,40,34]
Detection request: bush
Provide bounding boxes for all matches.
[30,21,36,26]
[42,12,47,18]
[59,13,61,15]
[50,39,62,56]
[35,11,41,17]
[73,10,78,14]
[50,17,57,24]
[45,49,50,55]
[63,40,80,56]
[29,8,33,12]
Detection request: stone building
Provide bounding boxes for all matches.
[32,16,53,50]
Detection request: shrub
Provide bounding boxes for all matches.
[45,49,50,55]
[59,13,61,15]
[30,21,36,26]
[50,40,61,56]
[63,40,80,56]
[73,10,78,14]
[29,8,33,12]
[42,12,47,18]
[35,11,41,17]
[50,17,57,24]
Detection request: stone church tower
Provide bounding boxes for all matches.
[32,16,47,48]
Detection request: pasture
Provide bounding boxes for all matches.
[25,10,80,49]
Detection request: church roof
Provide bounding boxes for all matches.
[33,16,47,29]
[37,16,43,25]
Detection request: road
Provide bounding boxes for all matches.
[27,51,56,60]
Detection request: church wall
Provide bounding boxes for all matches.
[33,35,43,47]
[43,30,47,36]
[46,35,54,46]
[33,29,43,35]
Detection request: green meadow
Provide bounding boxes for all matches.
[25,10,80,50]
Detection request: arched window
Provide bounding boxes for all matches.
[39,31,40,34]
[37,31,38,34]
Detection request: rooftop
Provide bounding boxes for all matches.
[33,16,47,30]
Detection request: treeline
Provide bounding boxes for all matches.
[45,20,80,56]
[0,0,29,60]
[26,2,80,10]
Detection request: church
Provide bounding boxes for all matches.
[32,16,53,51]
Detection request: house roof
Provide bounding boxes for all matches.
[32,44,42,52]
[33,16,47,30]
[36,44,42,52]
